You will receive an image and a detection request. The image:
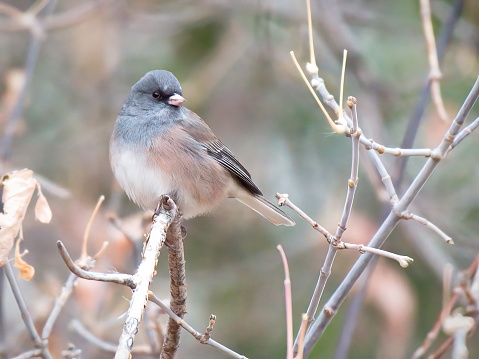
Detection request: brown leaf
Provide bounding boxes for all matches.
[0,169,52,263]
[14,236,35,281]
[34,183,52,223]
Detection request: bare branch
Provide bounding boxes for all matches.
[289,51,345,133]
[115,196,177,359]
[200,314,216,344]
[161,211,187,359]
[81,195,105,262]
[277,245,293,359]
[71,320,154,355]
[276,193,333,240]
[420,0,448,122]
[295,314,308,359]
[56,241,134,287]
[302,76,479,357]
[338,243,413,268]
[336,99,360,241]
[449,116,479,151]
[4,262,53,359]
[150,295,249,359]
[400,211,453,244]
[41,273,77,339]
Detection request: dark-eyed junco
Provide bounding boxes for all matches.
[110,70,295,226]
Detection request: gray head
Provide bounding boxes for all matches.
[123,70,186,112]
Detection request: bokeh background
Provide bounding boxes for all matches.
[1,0,479,358]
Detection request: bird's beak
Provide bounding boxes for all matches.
[168,93,186,107]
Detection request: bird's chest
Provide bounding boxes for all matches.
[110,145,175,210]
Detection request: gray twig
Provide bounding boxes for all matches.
[302,77,479,357]
[150,296,248,359]
[56,241,134,287]
[4,262,53,359]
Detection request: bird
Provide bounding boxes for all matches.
[110,70,295,226]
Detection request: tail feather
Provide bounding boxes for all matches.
[235,192,295,226]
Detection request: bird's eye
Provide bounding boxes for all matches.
[152,91,161,99]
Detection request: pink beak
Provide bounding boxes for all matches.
[168,93,186,107]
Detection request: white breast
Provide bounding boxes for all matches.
[111,149,174,210]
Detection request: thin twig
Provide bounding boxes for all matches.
[81,195,105,261]
[70,319,154,355]
[305,0,316,69]
[200,314,216,344]
[338,243,413,268]
[401,211,453,244]
[336,98,360,242]
[290,51,345,133]
[449,117,479,151]
[295,314,308,359]
[4,262,53,359]
[150,295,249,359]
[394,0,464,189]
[338,50,348,128]
[302,77,479,357]
[277,245,293,359]
[420,0,448,122]
[57,241,134,287]
[41,272,77,339]
[276,193,333,240]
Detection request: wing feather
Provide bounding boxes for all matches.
[178,109,262,196]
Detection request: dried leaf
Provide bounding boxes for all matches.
[0,226,17,265]
[0,169,52,263]
[34,183,52,223]
[14,236,35,281]
[0,169,36,263]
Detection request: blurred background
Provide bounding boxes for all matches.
[1,0,479,358]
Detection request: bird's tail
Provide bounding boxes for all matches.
[235,192,295,226]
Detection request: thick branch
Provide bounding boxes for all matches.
[160,212,187,359]
[115,196,177,359]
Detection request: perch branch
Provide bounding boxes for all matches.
[115,196,177,359]
[160,210,187,359]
